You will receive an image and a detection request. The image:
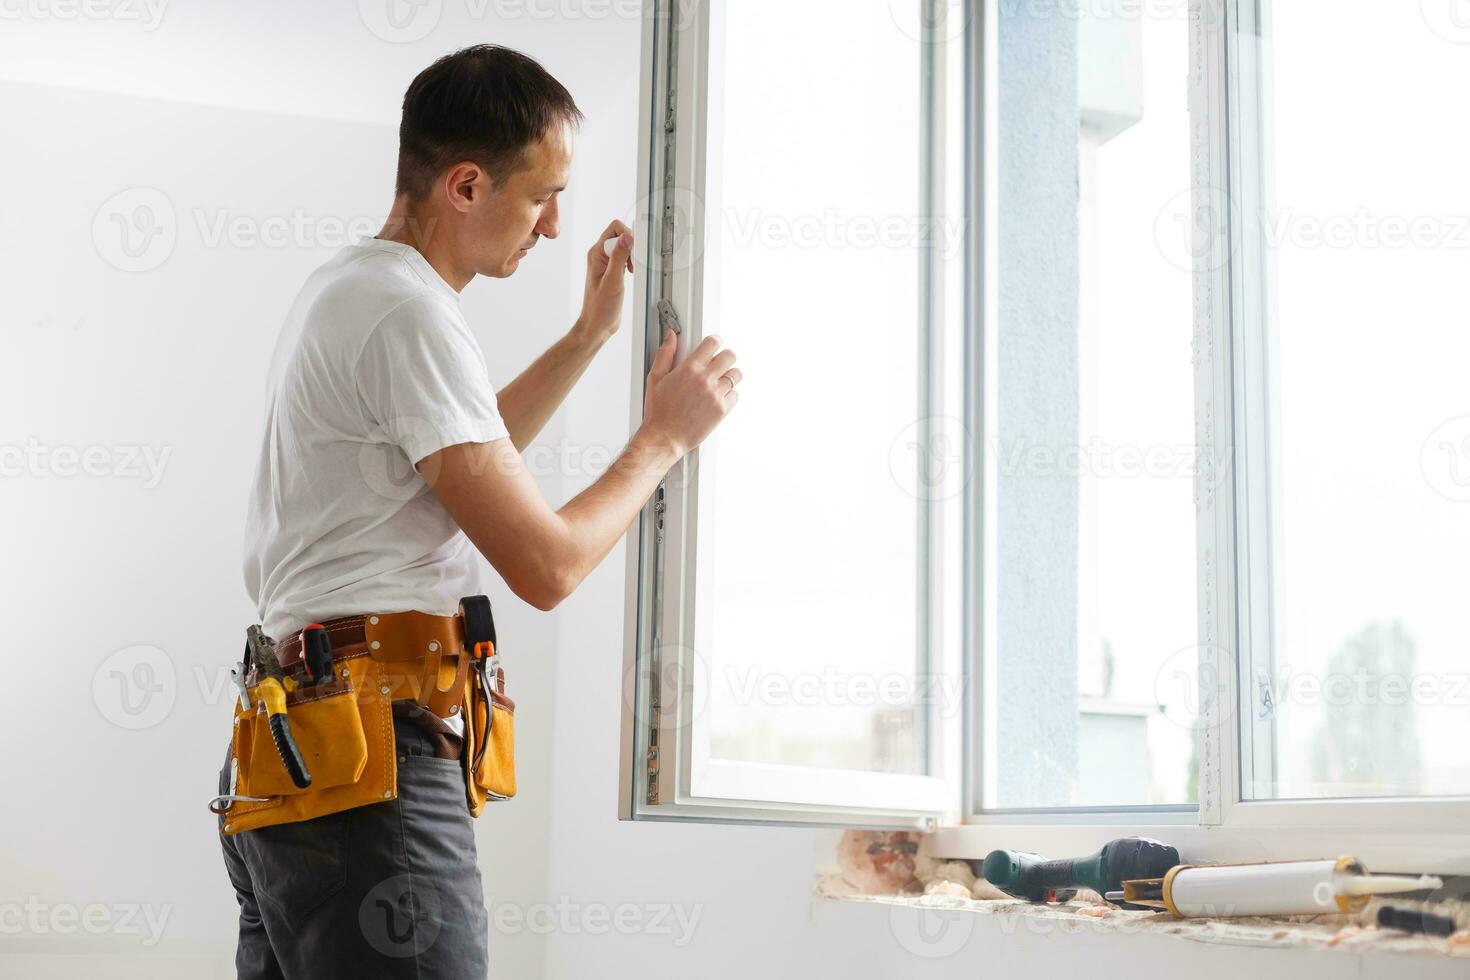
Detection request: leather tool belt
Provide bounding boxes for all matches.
[210,595,515,835]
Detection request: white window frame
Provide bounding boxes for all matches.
[619,0,1470,872]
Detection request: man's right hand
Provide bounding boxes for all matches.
[638,330,741,460]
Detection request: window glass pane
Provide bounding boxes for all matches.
[695,1,934,775]
[1255,1,1470,799]
[987,5,1197,808]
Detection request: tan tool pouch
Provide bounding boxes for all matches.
[216,652,395,836]
[465,652,516,816]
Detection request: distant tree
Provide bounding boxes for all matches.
[1308,619,1422,796]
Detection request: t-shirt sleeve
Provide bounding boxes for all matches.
[354,294,511,465]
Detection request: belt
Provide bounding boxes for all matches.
[267,609,481,721]
[274,616,369,668]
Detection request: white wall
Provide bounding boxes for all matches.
[1,5,1463,979]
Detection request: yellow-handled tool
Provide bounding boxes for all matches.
[246,625,312,789]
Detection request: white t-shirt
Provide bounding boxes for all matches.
[244,238,509,651]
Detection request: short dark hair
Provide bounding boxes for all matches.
[396,44,583,201]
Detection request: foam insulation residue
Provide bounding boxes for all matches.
[816,831,1470,959]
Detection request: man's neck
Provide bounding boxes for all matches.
[376,205,470,292]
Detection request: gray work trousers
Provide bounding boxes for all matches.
[218,722,489,979]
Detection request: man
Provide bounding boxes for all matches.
[222,44,739,977]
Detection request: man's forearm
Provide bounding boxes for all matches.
[495,321,607,452]
[549,431,680,598]
[422,428,679,612]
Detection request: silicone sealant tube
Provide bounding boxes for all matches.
[1165,858,1368,917]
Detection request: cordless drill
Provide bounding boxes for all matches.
[981,837,1179,907]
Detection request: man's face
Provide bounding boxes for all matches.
[468,124,572,278]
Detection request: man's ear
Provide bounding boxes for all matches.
[444,162,488,213]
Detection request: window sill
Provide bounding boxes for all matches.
[823,891,1470,961]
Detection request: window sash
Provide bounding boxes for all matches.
[958,0,1470,864]
[966,0,1205,819]
[1216,0,1470,826]
[618,0,1470,858]
[618,0,964,828]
